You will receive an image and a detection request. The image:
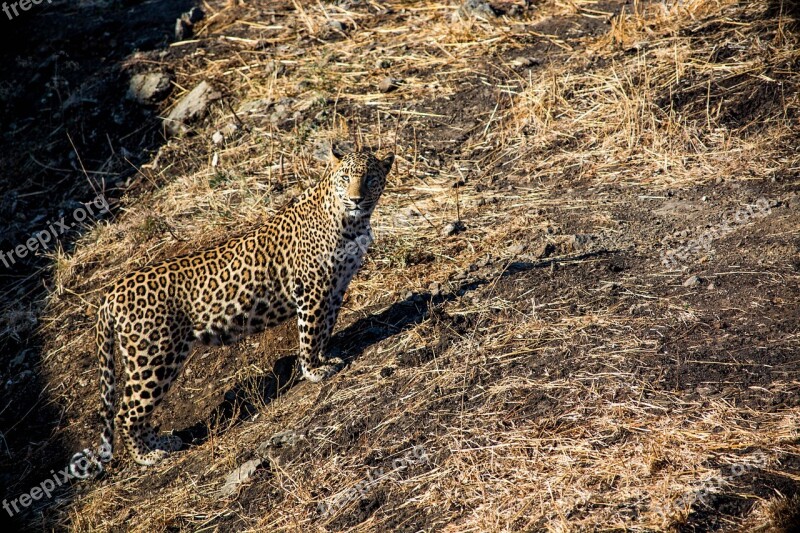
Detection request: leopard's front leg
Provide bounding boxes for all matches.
[294,279,345,382]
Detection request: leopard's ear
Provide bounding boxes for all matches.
[380,153,395,174]
[330,142,347,163]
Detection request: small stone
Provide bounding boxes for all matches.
[507,243,525,256]
[441,220,466,237]
[219,459,263,497]
[707,282,715,290]
[237,98,272,115]
[128,72,173,105]
[164,81,222,135]
[683,275,702,287]
[185,7,205,24]
[429,281,442,297]
[568,234,594,251]
[269,430,299,448]
[327,19,344,32]
[175,18,192,40]
[454,0,498,20]
[378,77,400,93]
[212,131,224,145]
[512,57,540,68]
[10,351,27,368]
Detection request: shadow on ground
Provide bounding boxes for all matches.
[175,251,620,447]
[0,0,194,528]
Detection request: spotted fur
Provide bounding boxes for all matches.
[70,150,394,478]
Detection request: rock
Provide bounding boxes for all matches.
[185,7,205,24]
[378,77,400,93]
[175,8,205,41]
[470,197,486,207]
[567,234,595,252]
[212,131,224,145]
[327,19,344,32]
[253,430,304,464]
[219,458,263,497]
[164,81,222,136]
[429,281,442,297]
[683,275,702,287]
[267,430,300,448]
[128,72,173,104]
[5,370,33,388]
[237,98,272,115]
[270,103,290,124]
[10,350,27,368]
[512,57,540,68]
[453,0,498,21]
[507,243,526,256]
[441,220,466,237]
[175,17,192,40]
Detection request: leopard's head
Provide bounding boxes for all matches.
[330,148,394,218]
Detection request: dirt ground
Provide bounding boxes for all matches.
[1,0,799,531]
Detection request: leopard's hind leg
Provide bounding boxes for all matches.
[117,312,192,466]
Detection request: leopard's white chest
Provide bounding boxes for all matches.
[331,225,373,297]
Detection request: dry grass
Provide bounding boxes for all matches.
[30,0,800,531]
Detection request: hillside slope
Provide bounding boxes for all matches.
[3,0,800,531]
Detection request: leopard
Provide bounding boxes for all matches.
[69,148,394,478]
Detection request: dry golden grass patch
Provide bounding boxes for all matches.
[35,0,800,531]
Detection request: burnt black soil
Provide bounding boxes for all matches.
[0,0,194,528]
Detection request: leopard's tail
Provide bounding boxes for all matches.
[69,300,115,480]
